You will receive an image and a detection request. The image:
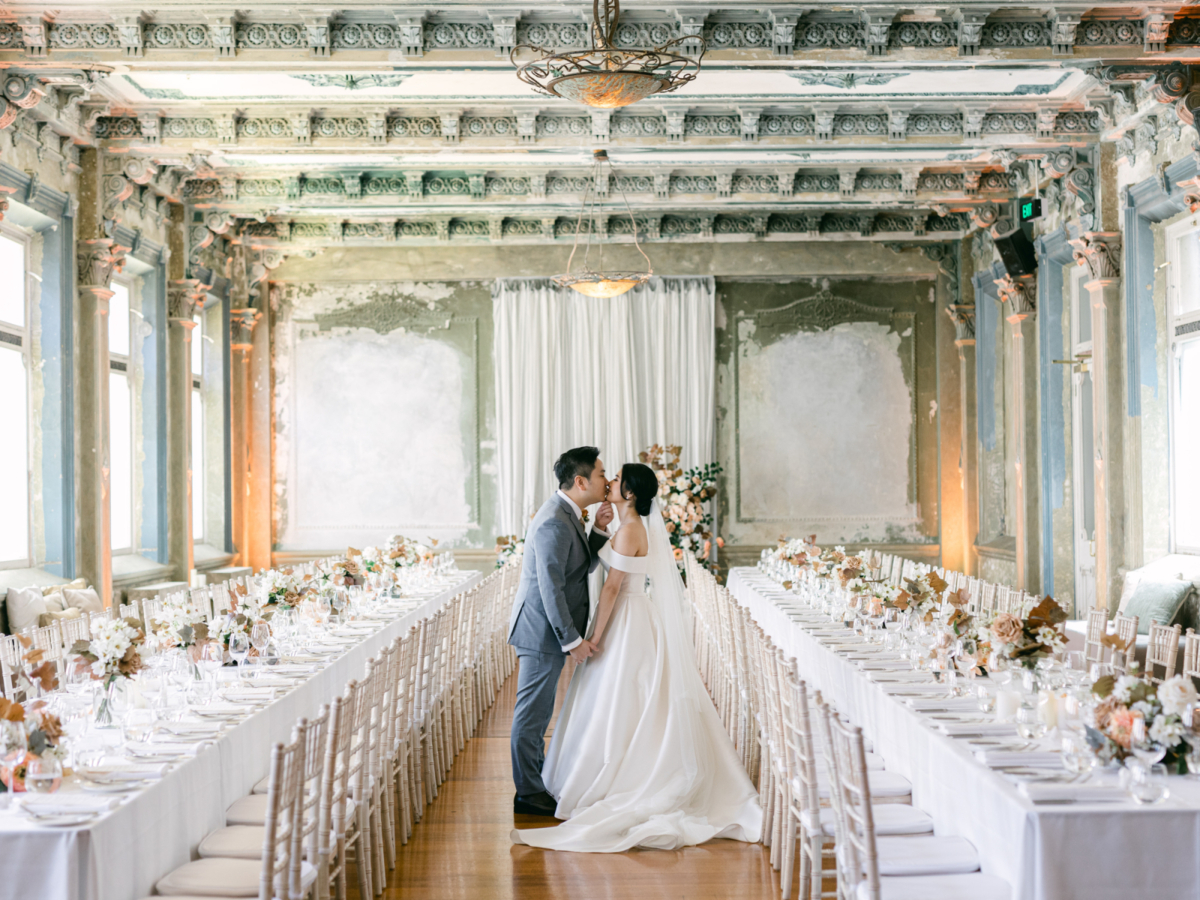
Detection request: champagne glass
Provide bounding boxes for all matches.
[228,633,251,682]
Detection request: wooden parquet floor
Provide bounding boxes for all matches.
[366,663,787,900]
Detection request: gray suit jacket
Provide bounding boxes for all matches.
[507,494,610,654]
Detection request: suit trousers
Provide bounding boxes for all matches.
[511,648,566,797]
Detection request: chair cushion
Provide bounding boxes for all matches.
[225,794,268,826]
[198,825,266,859]
[155,857,262,897]
[860,873,1010,900]
[815,804,934,837]
[876,835,980,876]
[251,774,269,795]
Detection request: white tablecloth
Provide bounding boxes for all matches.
[0,570,481,900]
[727,567,1200,900]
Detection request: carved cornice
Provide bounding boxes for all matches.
[76,238,125,291]
[167,278,205,321]
[1068,231,1121,281]
[995,273,1037,319]
[0,9,1180,61]
[946,303,976,343]
[1179,175,1200,213]
[230,307,262,350]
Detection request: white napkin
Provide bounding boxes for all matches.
[938,721,1020,737]
[305,643,349,654]
[867,671,934,683]
[79,763,170,781]
[976,749,1064,768]
[858,660,913,671]
[21,794,120,815]
[879,683,955,695]
[158,721,222,736]
[126,742,205,759]
[1020,782,1129,803]
[905,697,982,711]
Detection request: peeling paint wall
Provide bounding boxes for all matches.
[271,280,494,551]
[715,277,939,550]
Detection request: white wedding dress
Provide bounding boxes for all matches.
[512,501,762,852]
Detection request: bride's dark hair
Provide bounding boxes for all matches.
[620,463,658,517]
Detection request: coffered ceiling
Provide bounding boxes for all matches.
[1,2,1198,252]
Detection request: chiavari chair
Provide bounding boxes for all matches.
[151,725,309,900]
[117,598,140,622]
[1145,622,1182,683]
[1184,629,1200,682]
[817,699,1008,900]
[978,582,998,619]
[1083,609,1108,666]
[0,634,26,700]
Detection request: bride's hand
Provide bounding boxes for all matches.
[594,501,614,531]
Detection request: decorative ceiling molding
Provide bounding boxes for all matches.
[0,7,1183,61]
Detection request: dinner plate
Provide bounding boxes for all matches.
[26,814,98,827]
[80,781,145,793]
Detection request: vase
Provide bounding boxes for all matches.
[94,679,124,728]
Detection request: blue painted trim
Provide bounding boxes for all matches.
[138,257,170,564]
[1123,155,1200,417]
[973,262,1003,453]
[1034,227,1078,594]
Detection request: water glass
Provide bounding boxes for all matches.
[1016,705,1047,739]
[0,720,28,798]
[24,755,63,794]
[123,708,156,745]
[1129,763,1170,805]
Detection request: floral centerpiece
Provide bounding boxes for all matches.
[641,444,724,572]
[0,698,65,793]
[986,596,1068,670]
[884,571,950,622]
[261,568,305,609]
[494,535,525,569]
[1086,672,1197,772]
[386,534,437,569]
[70,617,146,725]
[150,594,210,650]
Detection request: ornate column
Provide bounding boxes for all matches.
[1069,232,1125,612]
[246,288,274,573]
[76,239,125,606]
[229,306,260,568]
[946,302,978,575]
[996,273,1040,593]
[167,279,205,583]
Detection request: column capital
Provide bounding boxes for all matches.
[77,237,125,292]
[995,273,1036,322]
[168,278,205,324]
[945,303,976,345]
[230,307,262,350]
[1068,231,1121,283]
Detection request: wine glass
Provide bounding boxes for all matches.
[228,633,251,682]
[331,588,347,624]
[198,642,224,685]
[250,623,271,674]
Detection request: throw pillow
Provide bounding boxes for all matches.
[63,587,104,615]
[39,607,84,628]
[43,592,66,614]
[6,587,48,634]
[42,577,86,596]
[1124,579,1194,635]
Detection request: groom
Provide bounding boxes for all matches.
[508,446,614,816]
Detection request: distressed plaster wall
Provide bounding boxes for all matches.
[715,277,940,550]
[269,241,941,555]
[271,280,494,552]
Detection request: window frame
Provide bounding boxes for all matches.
[1165,216,1200,555]
[108,276,135,555]
[0,225,33,569]
[191,313,204,544]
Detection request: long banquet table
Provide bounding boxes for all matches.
[0,569,481,900]
[727,567,1200,900]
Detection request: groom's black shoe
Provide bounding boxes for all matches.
[514,791,558,816]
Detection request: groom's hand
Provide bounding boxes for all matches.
[568,640,597,663]
[594,502,614,532]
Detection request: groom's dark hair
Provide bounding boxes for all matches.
[555,446,601,490]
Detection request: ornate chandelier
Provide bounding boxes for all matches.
[511,0,705,109]
[553,150,652,298]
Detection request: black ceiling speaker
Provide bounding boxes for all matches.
[994,225,1038,278]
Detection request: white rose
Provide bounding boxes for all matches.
[1158,675,1199,717]
[1112,675,1141,704]
[1149,714,1185,748]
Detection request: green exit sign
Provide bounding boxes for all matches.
[1020,198,1042,222]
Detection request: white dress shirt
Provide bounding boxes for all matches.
[555,490,609,652]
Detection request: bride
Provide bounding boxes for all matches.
[512,462,762,852]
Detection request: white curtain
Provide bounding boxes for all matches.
[493,276,715,536]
